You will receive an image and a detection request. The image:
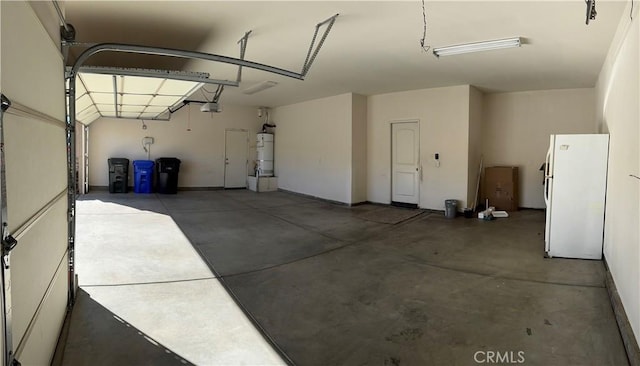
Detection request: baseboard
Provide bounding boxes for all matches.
[277,188,351,206]
[87,186,224,193]
[604,257,640,366]
[391,201,419,209]
[178,186,224,191]
[88,185,109,191]
[518,207,546,211]
[349,201,368,207]
[364,201,389,207]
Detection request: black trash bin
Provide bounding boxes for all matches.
[155,157,181,194]
[108,158,129,193]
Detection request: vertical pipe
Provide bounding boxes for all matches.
[112,75,119,118]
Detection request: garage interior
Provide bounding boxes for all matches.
[0,1,639,365]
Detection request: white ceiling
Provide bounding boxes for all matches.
[64,1,627,108]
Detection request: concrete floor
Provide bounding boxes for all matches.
[59,190,628,366]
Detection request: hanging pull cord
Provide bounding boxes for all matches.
[420,0,430,52]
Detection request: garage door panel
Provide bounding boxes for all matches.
[0,1,65,121]
[1,2,69,364]
[12,258,67,366]
[4,114,67,233]
[11,200,67,345]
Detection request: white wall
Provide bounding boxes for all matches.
[1,2,68,364]
[596,1,640,348]
[272,93,353,203]
[468,87,483,208]
[367,85,471,210]
[89,104,261,188]
[482,88,596,208]
[351,94,367,204]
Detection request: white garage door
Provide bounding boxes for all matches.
[1,2,69,365]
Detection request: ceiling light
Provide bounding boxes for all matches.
[433,37,522,58]
[242,81,278,95]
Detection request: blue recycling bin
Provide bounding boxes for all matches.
[133,160,154,193]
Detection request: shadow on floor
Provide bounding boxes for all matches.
[61,289,194,366]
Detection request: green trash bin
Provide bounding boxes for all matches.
[108,158,129,193]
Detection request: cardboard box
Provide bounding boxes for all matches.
[484,166,519,211]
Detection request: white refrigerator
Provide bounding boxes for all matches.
[544,134,609,259]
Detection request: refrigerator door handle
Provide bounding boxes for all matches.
[545,146,552,176]
[544,176,551,206]
[544,146,552,206]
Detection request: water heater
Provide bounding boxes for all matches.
[256,133,274,176]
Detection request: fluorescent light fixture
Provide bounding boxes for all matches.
[433,37,522,57]
[242,81,278,95]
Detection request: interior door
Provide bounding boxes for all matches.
[224,129,248,188]
[391,121,420,206]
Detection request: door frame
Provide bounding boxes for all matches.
[390,120,420,208]
[223,128,248,188]
[83,125,89,194]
